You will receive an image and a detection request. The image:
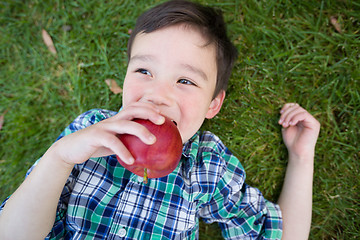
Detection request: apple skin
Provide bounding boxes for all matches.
[116,117,183,180]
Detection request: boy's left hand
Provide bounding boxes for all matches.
[278,103,320,160]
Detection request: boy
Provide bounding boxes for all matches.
[0,0,320,239]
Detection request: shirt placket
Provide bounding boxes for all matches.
[107,173,144,239]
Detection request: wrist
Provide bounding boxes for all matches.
[288,151,315,168]
[43,142,76,173]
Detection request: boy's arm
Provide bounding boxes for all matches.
[0,103,165,240]
[277,103,320,240]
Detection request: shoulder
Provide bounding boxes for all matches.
[184,131,245,186]
[56,108,117,140]
[197,131,244,174]
[72,108,117,126]
[198,131,227,154]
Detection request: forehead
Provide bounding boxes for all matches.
[131,24,215,55]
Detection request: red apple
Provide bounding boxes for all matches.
[116,117,183,183]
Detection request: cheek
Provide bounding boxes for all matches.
[178,99,209,142]
[182,96,212,119]
[122,79,142,106]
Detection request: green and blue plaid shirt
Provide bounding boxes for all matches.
[1,109,282,239]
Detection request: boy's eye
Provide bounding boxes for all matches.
[177,79,196,86]
[136,68,152,77]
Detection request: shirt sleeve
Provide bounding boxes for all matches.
[0,109,117,239]
[198,145,283,239]
[46,109,117,239]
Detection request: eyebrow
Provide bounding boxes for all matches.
[130,54,156,63]
[130,54,208,81]
[181,63,208,82]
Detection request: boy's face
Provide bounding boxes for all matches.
[123,24,225,143]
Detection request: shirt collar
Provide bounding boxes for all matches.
[180,131,200,178]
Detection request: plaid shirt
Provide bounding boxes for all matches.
[1,109,282,239]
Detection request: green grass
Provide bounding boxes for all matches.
[0,0,359,239]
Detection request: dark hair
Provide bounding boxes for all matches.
[127,0,238,98]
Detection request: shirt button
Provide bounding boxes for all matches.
[137,176,143,183]
[118,227,126,237]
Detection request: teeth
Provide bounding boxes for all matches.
[171,120,177,126]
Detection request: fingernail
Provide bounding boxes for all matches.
[279,119,283,124]
[147,134,156,144]
[156,116,165,125]
[127,157,134,165]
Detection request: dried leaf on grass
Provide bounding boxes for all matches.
[105,79,123,94]
[0,110,8,131]
[42,29,57,54]
[330,16,342,33]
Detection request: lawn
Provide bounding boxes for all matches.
[0,0,359,239]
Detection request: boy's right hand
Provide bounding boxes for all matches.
[50,102,165,167]
[0,103,165,239]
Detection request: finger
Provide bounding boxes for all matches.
[98,133,135,165]
[101,120,157,145]
[279,105,305,127]
[279,109,304,128]
[285,111,308,127]
[280,103,299,114]
[279,103,300,123]
[117,102,165,125]
[287,111,321,131]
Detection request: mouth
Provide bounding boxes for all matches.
[159,111,178,127]
[171,120,178,127]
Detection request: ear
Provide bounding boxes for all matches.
[206,90,226,119]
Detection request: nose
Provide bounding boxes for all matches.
[142,82,175,107]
